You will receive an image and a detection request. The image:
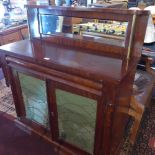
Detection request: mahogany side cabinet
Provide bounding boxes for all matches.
[0,6,149,155]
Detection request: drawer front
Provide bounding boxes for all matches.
[6,56,102,93]
[2,31,22,44]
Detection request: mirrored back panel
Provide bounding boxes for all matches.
[26,5,149,59]
[39,15,128,45]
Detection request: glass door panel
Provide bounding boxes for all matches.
[56,89,97,154]
[18,73,49,128]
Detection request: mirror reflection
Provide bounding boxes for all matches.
[73,20,127,36]
[39,15,128,43]
[40,15,64,34]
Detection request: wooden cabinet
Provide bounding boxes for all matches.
[0,24,28,67]
[153,15,155,24]
[0,6,149,155]
[21,27,29,39]
[1,31,22,45]
[0,24,28,46]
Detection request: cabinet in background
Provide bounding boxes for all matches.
[0,24,28,68]
[0,24,28,46]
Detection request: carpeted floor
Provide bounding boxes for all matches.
[0,78,155,155]
[120,100,155,155]
[0,79,16,117]
[131,103,155,155]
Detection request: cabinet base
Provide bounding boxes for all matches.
[14,119,77,155]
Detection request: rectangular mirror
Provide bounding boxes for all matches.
[40,15,64,34]
[39,14,128,47]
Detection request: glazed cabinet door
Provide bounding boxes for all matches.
[57,89,96,154]
[9,68,51,131]
[18,72,49,128]
[48,81,103,155]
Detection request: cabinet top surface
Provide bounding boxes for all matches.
[0,39,128,83]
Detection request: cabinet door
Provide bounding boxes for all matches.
[56,89,97,154]
[50,82,101,155]
[15,71,50,129]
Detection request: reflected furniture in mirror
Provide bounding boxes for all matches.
[0,6,149,155]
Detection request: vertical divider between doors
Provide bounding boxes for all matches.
[46,79,59,141]
[94,86,105,155]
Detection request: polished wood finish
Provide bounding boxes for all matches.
[0,24,28,46]
[0,24,28,68]
[0,6,149,155]
[153,15,155,24]
[129,50,155,144]
[1,31,22,45]
[20,27,29,39]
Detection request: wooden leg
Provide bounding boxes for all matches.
[129,117,142,144]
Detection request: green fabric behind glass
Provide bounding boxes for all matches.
[18,73,49,128]
[56,89,97,154]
